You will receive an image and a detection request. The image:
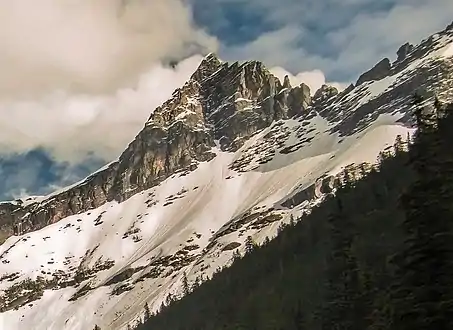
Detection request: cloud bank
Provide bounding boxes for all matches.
[215,0,453,82]
[0,0,217,97]
[0,55,204,163]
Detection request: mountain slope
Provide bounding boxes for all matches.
[1,23,453,330]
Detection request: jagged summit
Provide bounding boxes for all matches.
[1,24,453,330]
[190,52,223,83]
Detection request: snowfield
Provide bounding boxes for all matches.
[0,112,411,330]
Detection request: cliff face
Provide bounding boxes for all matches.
[0,55,312,244]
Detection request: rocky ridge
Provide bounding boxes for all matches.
[0,54,312,245]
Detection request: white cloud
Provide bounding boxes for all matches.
[0,0,217,97]
[0,0,217,165]
[270,67,347,94]
[220,0,453,81]
[0,55,204,163]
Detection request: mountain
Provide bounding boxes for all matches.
[135,97,453,330]
[1,23,453,330]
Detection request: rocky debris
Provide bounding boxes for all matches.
[356,58,392,86]
[396,42,414,62]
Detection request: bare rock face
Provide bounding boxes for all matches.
[356,58,391,86]
[281,175,339,208]
[446,20,453,31]
[0,55,312,243]
[200,60,311,151]
[396,42,414,62]
[313,84,339,103]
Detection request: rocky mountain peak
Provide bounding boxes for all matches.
[190,53,223,83]
[396,42,414,62]
[313,84,339,103]
[446,20,453,31]
[0,56,314,243]
[283,75,292,89]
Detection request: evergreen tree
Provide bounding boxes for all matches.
[321,197,365,330]
[232,249,241,261]
[292,300,306,330]
[165,293,174,306]
[394,134,405,154]
[191,275,201,291]
[93,325,101,330]
[389,98,453,329]
[245,236,256,254]
[182,271,190,296]
[143,302,151,323]
[289,214,296,226]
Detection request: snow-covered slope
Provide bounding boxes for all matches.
[1,23,453,330]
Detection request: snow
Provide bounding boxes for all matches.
[0,107,412,330]
[444,43,453,58]
[1,28,452,330]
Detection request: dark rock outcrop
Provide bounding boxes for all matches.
[199,60,310,151]
[313,84,339,103]
[281,175,339,208]
[396,42,414,62]
[356,58,391,86]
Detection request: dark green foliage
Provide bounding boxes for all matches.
[244,236,256,254]
[388,100,453,330]
[182,271,190,297]
[132,100,453,330]
[143,302,151,323]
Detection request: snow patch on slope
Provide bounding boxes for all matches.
[0,109,411,330]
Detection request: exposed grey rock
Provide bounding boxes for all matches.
[313,84,339,103]
[287,83,311,117]
[446,21,453,31]
[190,53,223,83]
[283,75,292,89]
[396,42,414,62]
[356,58,391,86]
[281,175,339,208]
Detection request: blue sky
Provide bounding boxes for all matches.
[191,0,453,82]
[0,0,452,200]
